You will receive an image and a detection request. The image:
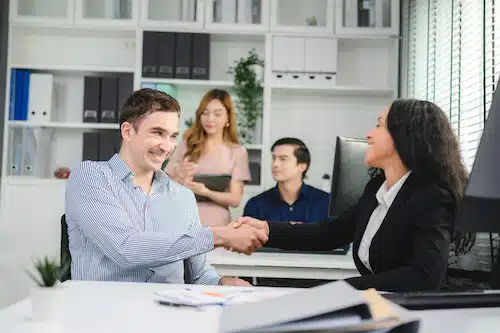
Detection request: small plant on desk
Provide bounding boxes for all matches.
[28,256,70,287]
[27,256,70,322]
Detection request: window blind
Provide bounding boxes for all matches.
[404,0,498,171]
[403,0,500,272]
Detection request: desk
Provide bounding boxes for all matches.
[0,281,499,332]
[206,248,360,282]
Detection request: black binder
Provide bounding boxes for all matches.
[174,32,193,79]
[100,77,118,123]
[83,76,101,123]
[82,132,100,161]
[191,33,210,80]
[117,74,134,117]
[99,130,120,161]
[142,31,159,78]
[158,32,176,78]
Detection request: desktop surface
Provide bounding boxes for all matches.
[1,280,499,333]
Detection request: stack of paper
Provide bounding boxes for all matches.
[155,288,291,308]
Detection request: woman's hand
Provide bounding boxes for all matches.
[185,180,210,197]
[175,158,197,185]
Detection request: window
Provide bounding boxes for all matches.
[403,0,500,171]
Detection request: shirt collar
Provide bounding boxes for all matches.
[375,171,412,207]
[108,153,170,187]
[272,182,309,203]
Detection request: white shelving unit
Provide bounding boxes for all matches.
[0,0,400,307]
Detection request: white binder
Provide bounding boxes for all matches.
[27,73,53,123]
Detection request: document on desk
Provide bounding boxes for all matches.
[217,281,421,333]
[155,288,291,307]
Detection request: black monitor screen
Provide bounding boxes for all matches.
[328,137,372,219]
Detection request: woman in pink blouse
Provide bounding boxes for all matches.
[164,89,251,227]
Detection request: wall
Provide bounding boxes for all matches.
[0,0,7,186]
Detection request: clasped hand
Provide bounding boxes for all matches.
[216,217,270,255]
[175,158,210,196]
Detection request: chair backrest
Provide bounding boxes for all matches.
[60,214,72,281]
[61,213,194,284]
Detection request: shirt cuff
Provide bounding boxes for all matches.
[197,269,222,285]
[189,226,215,253]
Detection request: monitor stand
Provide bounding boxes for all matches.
[383,290,500,310]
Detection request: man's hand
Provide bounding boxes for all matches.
[212,223,268,255]
[233,217,270,236]
[220,276,252,287]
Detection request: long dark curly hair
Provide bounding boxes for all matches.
[370,98,475,255]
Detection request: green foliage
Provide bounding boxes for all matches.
[306,16,318,26]
[27,256,70,287]
[228,49,264,144]
[184,117,194,128]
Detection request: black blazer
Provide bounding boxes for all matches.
[266,173,454,292]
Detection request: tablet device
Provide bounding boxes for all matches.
[193,174,232,202]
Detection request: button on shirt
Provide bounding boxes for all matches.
[65,154,220,285]
[243,184,330,223]
[358,171,412,273]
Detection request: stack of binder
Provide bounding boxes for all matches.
[82,74,133,162]
[142,31,210,80]
[9,69,54,122]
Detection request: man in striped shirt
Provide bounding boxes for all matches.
[65,88,267,285]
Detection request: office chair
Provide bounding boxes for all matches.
[60,214,72,282]
[60,214,194,284]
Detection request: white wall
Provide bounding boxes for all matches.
[0,2,399,308]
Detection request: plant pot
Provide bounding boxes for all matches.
[249,64,264,83]
[30,285,66,322]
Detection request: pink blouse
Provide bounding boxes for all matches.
[165,139,251,227]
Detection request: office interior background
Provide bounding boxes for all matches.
[0,0,498,308]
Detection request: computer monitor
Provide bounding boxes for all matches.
[455,78,500,232]
[328,137,372,218]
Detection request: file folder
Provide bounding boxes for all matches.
[117,74,134,114]
[100,77,118,123]
[174,32,193,79]
[157,32,175,78]
[191,33,210,80]
[82,132,100,161]
[83,76,101,123]
[142,31,160,78]
[27,73,54,123]
[217,280,420,333]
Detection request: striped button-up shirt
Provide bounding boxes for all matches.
[65,153,221,285]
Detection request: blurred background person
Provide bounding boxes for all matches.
[165,89,251,227]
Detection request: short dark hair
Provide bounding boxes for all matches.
[271,137,311,179]
[119,88,180,129]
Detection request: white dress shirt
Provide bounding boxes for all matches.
[357,171,412,273]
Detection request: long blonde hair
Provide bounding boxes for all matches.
[184,89,239,163]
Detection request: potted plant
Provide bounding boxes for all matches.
[27,256,70,321]
[228,49,265,144]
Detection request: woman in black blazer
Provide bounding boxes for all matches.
[235,99,475,292]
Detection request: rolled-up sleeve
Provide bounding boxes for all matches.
[65,161,215,270]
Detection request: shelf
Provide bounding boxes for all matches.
[5,176,68,186]
[10,64,135,73]
[245,144,263,150]
[270,84,395,95]
[8,121,120,130]
[141,77,234,88]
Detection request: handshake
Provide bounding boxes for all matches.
[212,217,270,255]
